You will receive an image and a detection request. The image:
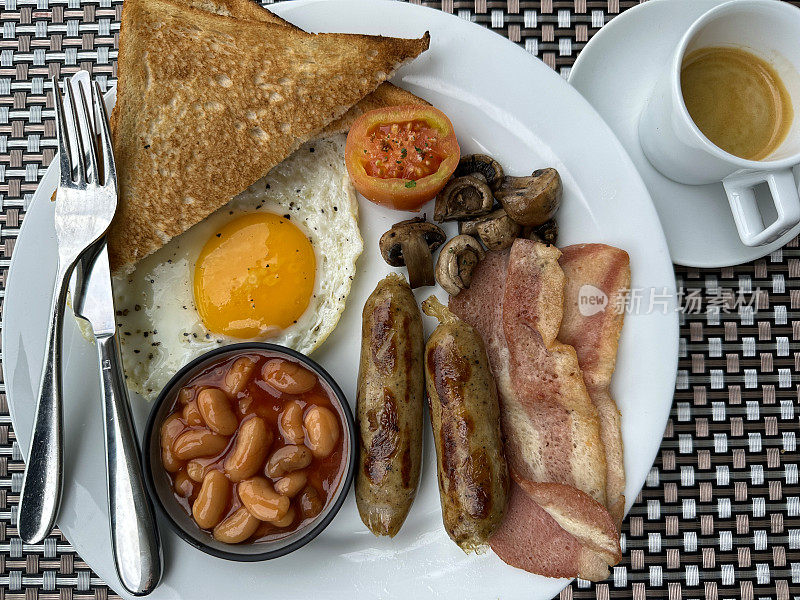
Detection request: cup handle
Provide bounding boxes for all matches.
[722,168,800,247]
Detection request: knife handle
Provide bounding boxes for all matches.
[96,333,162,596]
[18,264,70,544]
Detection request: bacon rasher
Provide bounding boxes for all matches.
[558,244,630,529]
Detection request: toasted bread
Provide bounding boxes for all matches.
[183,0,297,26]
[108,0,428,273]
[179,0,430,134]
[319,81,430,136]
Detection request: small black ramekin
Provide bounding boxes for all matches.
[141,342,357,562]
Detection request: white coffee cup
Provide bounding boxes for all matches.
[639,0,800,247]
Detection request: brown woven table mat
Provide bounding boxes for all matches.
[1,1,799,599]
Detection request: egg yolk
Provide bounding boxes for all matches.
[193,212,316,339]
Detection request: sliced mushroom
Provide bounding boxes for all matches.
[463,208,521,251]
[379,217,446,289]
[454,154,505,191]
[524,219,558,246]
[435,235,486,296]
[495,168,562,227]
[433,176,494,222]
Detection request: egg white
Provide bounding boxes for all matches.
[113,135,363,400]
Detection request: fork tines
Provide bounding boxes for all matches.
[52,76,116,189]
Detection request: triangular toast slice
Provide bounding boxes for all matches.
[180,0,431,135]
[108,0,428,272]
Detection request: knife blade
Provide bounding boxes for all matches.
[73,242,115,335]
[72,240,163,596]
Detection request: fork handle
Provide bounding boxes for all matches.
[18,263,71,544]
[97,333,162,596]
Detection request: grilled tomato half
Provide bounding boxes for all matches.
[345,105,460,211]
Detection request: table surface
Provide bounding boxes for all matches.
[1,1,799,599]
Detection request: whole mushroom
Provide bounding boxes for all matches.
[454,154,505,192]
[433,175,494,222]
[524,219,559,246]
[461,208,521,251]
[379,217,446,289]
[435,235,486,296]
[495,168,562,227]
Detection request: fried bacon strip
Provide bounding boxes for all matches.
[558,244,630,530]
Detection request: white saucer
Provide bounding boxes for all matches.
[569,0,800,268]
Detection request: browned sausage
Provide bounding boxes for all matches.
[355,274,425,537]
[422,296,509,552]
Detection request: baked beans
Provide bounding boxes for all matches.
[160,351,346,544]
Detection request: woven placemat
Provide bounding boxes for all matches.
[1,1,799,599]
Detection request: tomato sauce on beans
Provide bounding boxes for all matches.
[160,351,346,544]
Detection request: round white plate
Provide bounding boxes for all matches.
[568,0,800,268]
[2,1,678,598]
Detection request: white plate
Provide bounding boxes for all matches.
[1,1,678,598]
[568,0,800,268]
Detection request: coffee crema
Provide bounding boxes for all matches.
[680,46,793,161]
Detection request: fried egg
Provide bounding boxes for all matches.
[113,135,362,400]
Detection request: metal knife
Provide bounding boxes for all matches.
[73,240,163,596]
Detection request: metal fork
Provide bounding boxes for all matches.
[18,76,119,544]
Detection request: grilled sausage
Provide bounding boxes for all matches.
[355,274,425,537]
[422,296,509,552]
